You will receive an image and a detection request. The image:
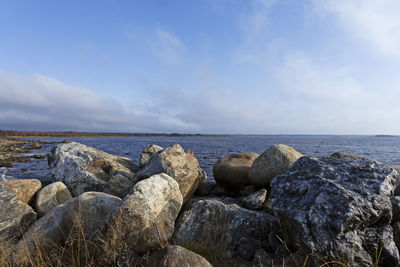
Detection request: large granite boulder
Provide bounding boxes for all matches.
[270,153,400,266]
[173,197,277,263]
[0,179,42,204]
[93,173,183,257]
[147,245,212,267]
[48,142,139,197]
[0,184,36,243]
[249,144,302,186]
[136,144,206,203]
[213,152,259,190]
[35,181,73,216]
[139,144,163,167]
[13,192,122,264]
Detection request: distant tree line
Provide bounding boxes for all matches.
[0,130,223,138]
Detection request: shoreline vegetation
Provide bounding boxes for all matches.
[0,130,226,138]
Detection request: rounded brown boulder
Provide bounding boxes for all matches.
[213,152,259,190]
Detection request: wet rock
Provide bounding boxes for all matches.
[0,179,42,204]
[270,153,400,266]
[136,144,206,203]
[0,184,36,243]
[147,245,212,267]
[93,173,182,256]
[48,142,139,197]
[14,192,122,264]
[249,144,302,186]
[213,152,259,190]
[35,181,73,216]
[238,189,267,210]
[174,197,277,262]
[139,144,163,167]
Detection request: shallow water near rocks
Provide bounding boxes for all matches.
[4,135,400,182]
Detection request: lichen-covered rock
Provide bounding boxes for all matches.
[147,245,212,267]
[213,152,259,190]
[139,144,163,167]
[249,144,302,186]
[13,192,122,264]
[0,184,36,243]
[173,197,277,262]
[93,173,183,256]
[48,142,139,197]
[35,181,72,216]
[270,153,400,266]
[238,189,267,210]
[136,144,206,203]
[0,179,42,204]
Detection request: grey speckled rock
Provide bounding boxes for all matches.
[48,142,139,197]
[270,153,400,267]
[136,144,206,203]
[13,192,122,265]
[35,181,72,216]
[173,197,277,262]
[213,152,259,191]
[147,245,212,267]
[139,144,163,167]
[0,184,36,243]
[238,189,267,210]
[249,144,302,186]
[93,173,183,256]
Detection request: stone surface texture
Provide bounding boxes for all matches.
[139,144,163,167]
[35,181,73,216]
[249,144,302,186]
[0,184,37,243]
[0,179,42,204]
[147,245,212,267]
[94,173,183,255]
[270,153,400,266]
[14,191,122,263]
[173,197,277,262]
[48,142,139,197]
[238,188,267,210]
[213,152,259,190]
[136,144,206,203]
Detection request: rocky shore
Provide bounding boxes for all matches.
[0,137,44,169]
[1,141,400,266]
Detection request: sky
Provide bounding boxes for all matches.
[1,0,400,134]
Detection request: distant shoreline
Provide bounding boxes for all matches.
[0,130,226,138]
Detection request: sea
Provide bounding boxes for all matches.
[2,135,400,182]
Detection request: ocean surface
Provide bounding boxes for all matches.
[2,135,400,182]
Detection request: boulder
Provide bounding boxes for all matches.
[136,144,206,203]
[147,245,212,267]
[0,179,42,204]
[48,142,139,197]
[0,184,36,243]
[249,144,302,186]
[270,153,400,266]
[93,173,182,257]
[13,192,122,264]
[238,189,267,210]
[173,197,277,263]
[195,180,216,196]
[213,152,259,190]
[35,181,73,216]
[139,144,163,167]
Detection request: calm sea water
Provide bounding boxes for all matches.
[3,135,400,182]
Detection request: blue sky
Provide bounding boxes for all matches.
[1,0,400,134]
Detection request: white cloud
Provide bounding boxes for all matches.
[312,0,400,58]
[148,28,186,65]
